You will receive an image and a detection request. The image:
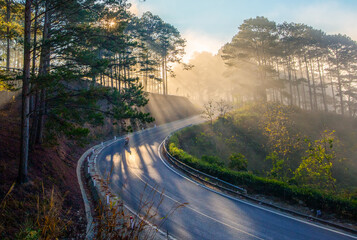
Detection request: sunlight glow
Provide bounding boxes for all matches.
[109,20,116,28]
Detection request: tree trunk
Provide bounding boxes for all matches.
[165,56,168,95]
[144,53,148,91]
[328,62,337,113]
[36,0,51,144]
[31,0,38,75]
[17,0,32,184]
[309,60,318,110]
[336,64,344,115]
[304,55,313,110]
[298,58,307,110]
[6,0,11,69]
[317,58,328,112]
[29,0,39,118]
[162,59,165,95]
[294,70,301,108]
[286,56,294,106]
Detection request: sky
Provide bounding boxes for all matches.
[129,0,357,62]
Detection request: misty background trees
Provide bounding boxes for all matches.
[171,16,357,117]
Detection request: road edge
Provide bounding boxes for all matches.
[77,127,180,239]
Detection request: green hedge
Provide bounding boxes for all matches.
[168,141,357,220]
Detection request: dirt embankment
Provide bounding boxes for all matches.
[0,99,87,238]
[0,94,198,238]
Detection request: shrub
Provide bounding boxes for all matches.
[228,153,247,171]
[201,155,224,167]
[168,141,357,220]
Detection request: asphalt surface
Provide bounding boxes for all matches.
[97,116,357,240]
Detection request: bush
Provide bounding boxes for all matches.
[201,155,224,167]
[228,153,247,171]
[168,141,357,220]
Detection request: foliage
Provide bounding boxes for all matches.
[201,155,224,167]
[173,102,357,196]
[0,69,19,91]
[228,153,247,171]
[265,152,285,179]
[260,103,301,179]
[294,130,337,189]
[0,0,23,40]
[168,140,357,220]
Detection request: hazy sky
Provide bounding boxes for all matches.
[129,0,357,62]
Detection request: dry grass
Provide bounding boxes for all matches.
[0,182,72,240]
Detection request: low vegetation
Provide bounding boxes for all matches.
[169,103,357,219]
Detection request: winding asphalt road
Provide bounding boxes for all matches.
[97,116,357,240]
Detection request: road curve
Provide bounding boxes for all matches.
[97,116,357,240]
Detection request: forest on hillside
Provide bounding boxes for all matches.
[171,17,357,118]
[0,0,186,184]
[175,103,357,192]
[0,0,191,238]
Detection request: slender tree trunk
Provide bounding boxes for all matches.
[36,0,51,144]
[287,57,293,106]
[110,65,113,88]
[328,62,337,113]
[304,56,313,110]
[144,53,148,91]
[336,64,344,115]
[330,77,337,113]
[162,59,165,95]
[6,0,11,69]
[17,0,32,184]
[118,54,121,92]
[317,58,328,112]
[30,91,39,150]
[124,58,127,89]
[348,71,352,116]
[114,55,118,89]
[165,56,168,95]
[298,58,307,110]
[309,60,318,110]
[294,70,301,108]
[29,0,39,118]
[31,0,38,75]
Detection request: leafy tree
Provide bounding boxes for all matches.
[260,104,300,179]
[294,130,337,189]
